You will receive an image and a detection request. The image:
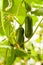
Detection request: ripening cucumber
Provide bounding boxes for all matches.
[16,26,24,47]
[25,16,33,38]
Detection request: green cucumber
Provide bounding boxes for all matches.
[16,26,24,46]
[25,16,33,38]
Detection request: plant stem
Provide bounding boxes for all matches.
[0,45,11,49]
[1,0,9,64]
[1,0,6,34]
[24,18,43,43]
[14,16,23,25]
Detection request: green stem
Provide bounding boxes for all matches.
[0,45,11,49]
[1,0,8,64]
[1,0,6,34]
[14,0,24,25]
[4,48,8,64]
[33,18,43,34]
[14,16,22,25]
[24,18,43,43]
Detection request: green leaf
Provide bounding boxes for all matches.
[3,0,9,11]
[17,16,25,25]
[39,22,43,27]
[16,2,26,25]
[14,49,28,59]
[25,42,34,50]
[40,54,43,60]
[31,8,43,16]
[26,0,43,4]
[36,36,42,43]
[6,47,16,65]
[6,48,28,65]
[32,15,38,25]
[9,32,16,45]
[33,0,43,4]
[3,0,26,23]
[0,48,6,58]
[3,0,21,15]
[25,0,32,4]
[32,4,43,8]
[2,14,14,37]
[37,54,41,61]
[0,39,8,45]
[31,49,38,60]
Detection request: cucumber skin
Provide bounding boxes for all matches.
[16,26,24,46]
[25,16,33,38]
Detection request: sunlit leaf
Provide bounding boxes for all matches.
[0,48,6,58]
[3,0,21,15]
[0,39,8,45]
[31,8,43,16]
[17,2,26,25]
[32,15,38,25]
[2,14,14,37]
[39,22,43,27]
[26,0,43,4]
[36,35,42,43]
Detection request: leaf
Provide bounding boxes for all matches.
[17,16,25,25]
[25,0,32,4]
[37,54,41,61]
[9,32,16,45]
[16,2,26,25]
[3,0,9,11]
[0,48,6,58]
[33,0,43,4]
[0,39,8,45]
[25,42,34,50]
[31,49,38,60]
[31,8,43,16]
[26,0,43,4]
[40,54,43,60]
[32,15,38,25]
[36,35,42,43]
[2,14,14,37]
[32,4,43,8]
[39,22,43,27]
[6,47,16,65]
[3,0,26,25]
[14,48,28,59]
[3,0,21,15]
[6,48,28,65]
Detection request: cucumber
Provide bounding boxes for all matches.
[16,26,24,46]
[25,16,33,38]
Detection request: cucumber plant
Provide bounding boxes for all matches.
[0,0,43,65]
